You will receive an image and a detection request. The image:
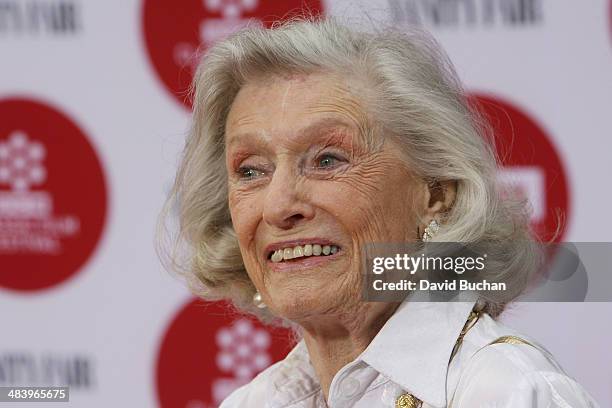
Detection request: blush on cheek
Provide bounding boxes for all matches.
[313,152,417,243]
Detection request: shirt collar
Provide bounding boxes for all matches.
[360,297,477,407]
[270,296,477,407]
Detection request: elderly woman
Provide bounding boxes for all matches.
[163,17,598,408]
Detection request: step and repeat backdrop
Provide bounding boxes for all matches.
[1,0,611,406]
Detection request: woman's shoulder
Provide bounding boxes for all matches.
[448,313,599,407]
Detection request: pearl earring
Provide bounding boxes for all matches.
[253,291,267,309]
[421,219,439,242]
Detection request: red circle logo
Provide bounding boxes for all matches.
[0,98,108,291]
[471,94,570,241]
[142,0,324,109]
[156,299,295,408]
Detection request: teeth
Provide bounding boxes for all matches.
[270,244,339,263]
[271,250,283,263]
[293,246,303,258]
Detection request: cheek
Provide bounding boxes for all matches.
[228,188,262,245]
[311,156,418,240]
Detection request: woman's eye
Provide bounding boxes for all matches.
[238,167,264,180]
[316,154,342,169]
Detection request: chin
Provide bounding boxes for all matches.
[268,291,327,321]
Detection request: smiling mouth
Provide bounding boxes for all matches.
[268,244,340,263]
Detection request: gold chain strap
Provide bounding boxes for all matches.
[395,309,482,408]
[488,335,534,347]
[445,335,537,408]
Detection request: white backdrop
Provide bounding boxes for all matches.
[1,0,611,407]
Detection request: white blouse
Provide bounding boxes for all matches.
[220,300,600,407]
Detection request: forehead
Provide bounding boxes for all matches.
[225,73,370,147]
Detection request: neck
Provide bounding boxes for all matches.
[297,302,399,401]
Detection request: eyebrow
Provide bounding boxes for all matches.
[225,117,358,148]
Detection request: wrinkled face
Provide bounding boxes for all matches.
[225,73,425,322]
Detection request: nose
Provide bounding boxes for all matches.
[262,164,314,230]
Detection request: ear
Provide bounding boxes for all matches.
[422,179,457,219]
